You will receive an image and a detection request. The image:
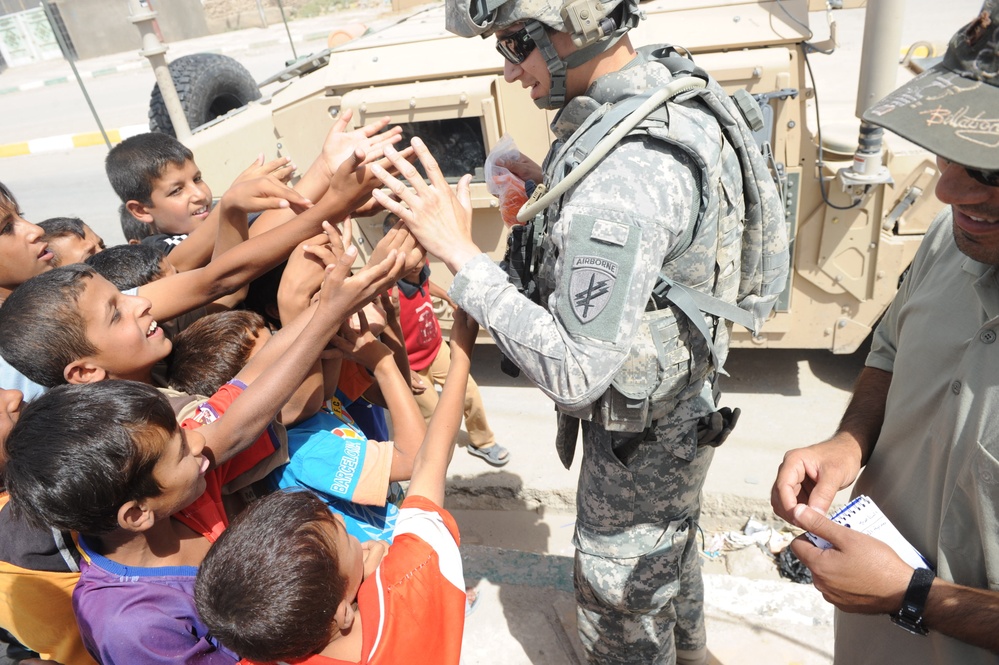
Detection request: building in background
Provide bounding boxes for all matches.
[0,0,208,65]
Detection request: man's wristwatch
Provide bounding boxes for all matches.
[890,567,935,635]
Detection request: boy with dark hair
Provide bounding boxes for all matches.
[38,216,106,267]
[86,242,172,291]
[1,248,404,665]
[0,386,97,665]
[168,310,271,398]
[195,309,479,664]
[106,132,211,245]
[0,182,53,401]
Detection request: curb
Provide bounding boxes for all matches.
[0,124,149,158]
[0,60,151,96]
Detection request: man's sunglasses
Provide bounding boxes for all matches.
[967,166,999,188]
[496,26,536,65]
[940,156,999,187]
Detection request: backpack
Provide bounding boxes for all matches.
[518,45,790,372]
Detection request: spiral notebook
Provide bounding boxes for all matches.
[805,494,931,570]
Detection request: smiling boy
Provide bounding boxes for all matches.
[107,133,215,245]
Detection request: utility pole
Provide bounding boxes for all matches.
[127,0,191,139]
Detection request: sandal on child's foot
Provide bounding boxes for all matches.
[467,443,510,467]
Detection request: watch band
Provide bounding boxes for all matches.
[891,567,935,635]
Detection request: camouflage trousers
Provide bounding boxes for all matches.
[573,416,714,665]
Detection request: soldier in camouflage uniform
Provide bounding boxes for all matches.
[369,0,785,661]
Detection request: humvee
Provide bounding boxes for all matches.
[158,0,943,353]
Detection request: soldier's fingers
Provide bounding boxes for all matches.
[410,137,447,190]
[370,186,412,221]
[456,173,473,212]
[368,162,416,205]
[381,143,428,192]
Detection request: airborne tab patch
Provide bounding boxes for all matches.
[570,255,618,323]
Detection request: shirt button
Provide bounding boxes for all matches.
[982,330,997,344]
[951,380,962,394]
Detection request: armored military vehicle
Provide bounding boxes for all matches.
[159,0,943,353]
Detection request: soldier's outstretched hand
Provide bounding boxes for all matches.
[369,137,482,276]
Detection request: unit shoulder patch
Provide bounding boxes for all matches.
[570,255,619,323]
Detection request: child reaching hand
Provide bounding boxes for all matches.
[195,310,480,665]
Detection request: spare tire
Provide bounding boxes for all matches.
[148,53,261,137]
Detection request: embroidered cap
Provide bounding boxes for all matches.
[862,1,999,169]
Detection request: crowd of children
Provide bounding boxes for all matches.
[0,113,500,664]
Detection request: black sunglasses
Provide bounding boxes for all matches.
[496,26,536,65]
[967,166,999,188]
[940,156,999,187]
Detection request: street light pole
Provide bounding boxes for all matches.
[127,0,191,139]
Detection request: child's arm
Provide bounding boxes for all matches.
[427,278,457,310]
[164,155,299,272]
[249,110,402,238]
[330,312,427,481]
[355,291,410,408]
[406,308,478,505]
[380,290,413,389]
[139,148,414,323]
[213,172,314,309]
[272,226,347,424]
[198,245,406,466]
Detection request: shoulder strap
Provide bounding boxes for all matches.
[516,74,707,223]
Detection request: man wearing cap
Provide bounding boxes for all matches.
[369,0,786,663]
[772,2,999,661]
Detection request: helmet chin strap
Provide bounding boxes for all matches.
[524,16,633,110]
[525,21,566,110]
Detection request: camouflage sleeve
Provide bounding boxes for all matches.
[451,141,698,410]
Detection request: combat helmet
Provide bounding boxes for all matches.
[446,0,643,108]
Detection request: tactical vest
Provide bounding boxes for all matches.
[528,46,789,432]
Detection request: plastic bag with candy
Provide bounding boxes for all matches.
[485,134,529,226]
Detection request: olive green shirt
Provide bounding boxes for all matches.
[836,211,999,664]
